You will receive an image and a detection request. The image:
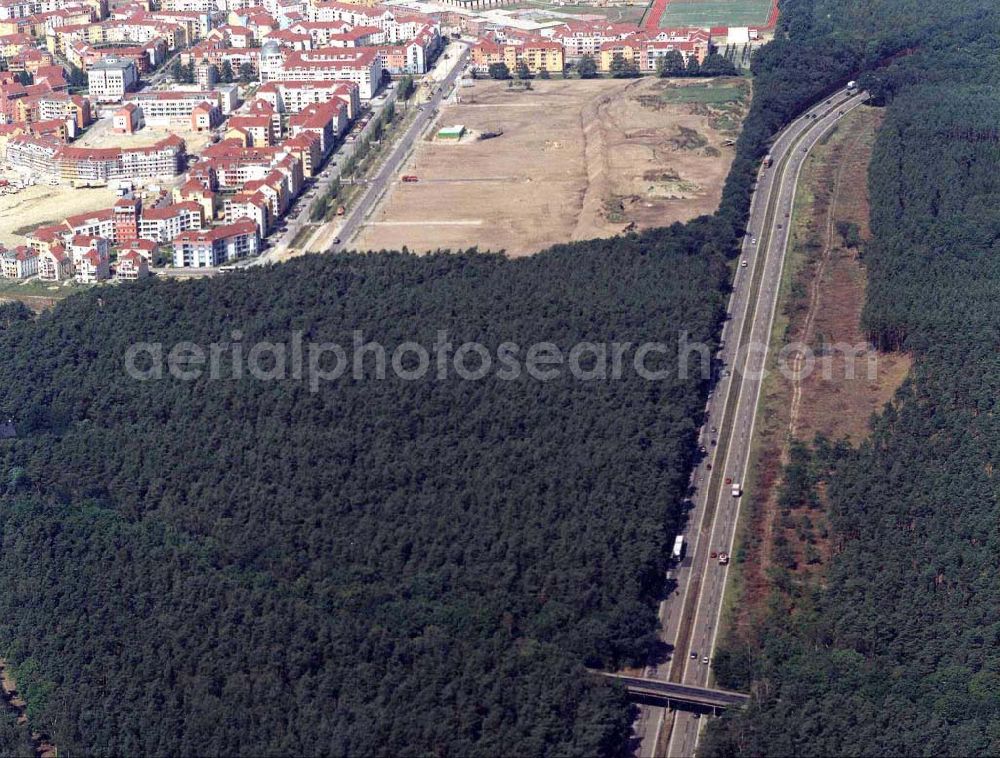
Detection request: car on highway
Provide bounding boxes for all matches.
[690,651,697,659]
[702,656,710,665]
[741,259,748,267]
[333,237,341,244]
[751,237,756,244]
[711,426,717,433]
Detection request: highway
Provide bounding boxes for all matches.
[605,675,749,710]
[633,89,869,758]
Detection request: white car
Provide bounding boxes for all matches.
[741,260,748,267]
[751,237,757,244]
[701,656,710,664]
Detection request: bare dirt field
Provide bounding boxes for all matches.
[0,181,118,248]
[354,77,748,256]
[75,116,214,155]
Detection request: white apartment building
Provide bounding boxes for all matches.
[260,47,381,99]
[75,248,111,284]
[138,201,203,243]
[125,91,224,126]
[172,218,260,268]
[0,246,39,279]
[256,79,359,118]
[87,57,139,102]
[116,251,150,281]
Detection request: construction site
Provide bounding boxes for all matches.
[352,77,748,257]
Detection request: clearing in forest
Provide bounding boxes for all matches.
[353,77,748,256]
[726,106,912,630]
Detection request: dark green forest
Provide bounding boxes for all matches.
[0,241,729,755]
[705,0,1000,754]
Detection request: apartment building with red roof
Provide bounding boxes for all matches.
[172,217,259,268]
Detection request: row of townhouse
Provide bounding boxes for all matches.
[5,132,185,183]
[471,25,710,75]
[256,79,358,118]
[46,14,188,58]
[120,85,239,127]
[470,33,564,74]
[1,237,149,283]
[376,25,439,75]
[287,98,347,155]
[184,38,262,78]
[0,30,32,57]
[0,41,55,74]
[597,29,710,73]
[0,71,91,129]
[541,20,638,60]
[104,4,210,39]
[224,8,279,44]
[28,193,200,249]
[307,2,425,42]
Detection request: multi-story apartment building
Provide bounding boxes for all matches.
[87,56,138,102]
[7,134,185,184]
[172,217,259,268]
[542,20,637,60]
[287,98,347,154]
[0,245,38,279]
[223,189,270,234]
[115,250,150,280]
[64,208,115,241]
[471,34,564,74]
[138,200,203,243]
[75,247,111,283]
[260,45,381,100]
[37,246,73,281]
[113,196,141,242]
[256,79,359,119]
[124,90,230,127]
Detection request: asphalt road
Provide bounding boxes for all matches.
[631,90,869,758]
[324,45,470,253]
[252,41,469,262]
[253,80,401,263]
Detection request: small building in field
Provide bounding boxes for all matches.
[113,103,144,134]
[437,124,465,141]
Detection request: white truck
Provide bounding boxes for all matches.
[671,535,685,563]
[731,482,742,497]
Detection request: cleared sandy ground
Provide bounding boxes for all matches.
[0,116,201,248]
[0,182,118,248]
[354,77,748,256]
[75,115,214,154]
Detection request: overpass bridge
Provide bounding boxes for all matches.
[602,674,750,712]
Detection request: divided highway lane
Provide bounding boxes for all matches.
[631,89,866,758]
[663,91,868,758]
